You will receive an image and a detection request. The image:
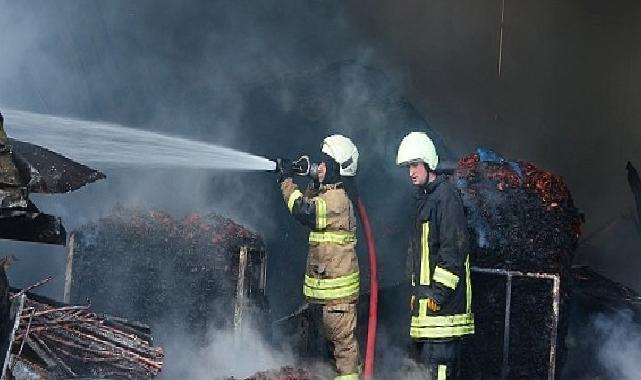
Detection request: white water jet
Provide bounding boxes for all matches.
[2,108,276,171]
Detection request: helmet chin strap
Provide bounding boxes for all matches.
[427,170,438,184]
[321,154,341,184]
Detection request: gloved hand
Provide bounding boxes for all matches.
[276,158,294,183]
[426,298,441,312]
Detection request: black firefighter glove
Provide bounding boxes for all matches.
[276,158,294,183]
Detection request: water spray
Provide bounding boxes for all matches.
[3,108,277,171]
[5,107,379,377]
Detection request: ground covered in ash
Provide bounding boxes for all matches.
[227,366,322,380]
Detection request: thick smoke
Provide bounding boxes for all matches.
[158,320,312,380]
[0,1,398,378]
[0,0,378,307]
[594,312,641,380]
[3,1,641,378]
[348,0,641,293]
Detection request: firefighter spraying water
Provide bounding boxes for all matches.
[271,135,379,380]
[4,107,381,378]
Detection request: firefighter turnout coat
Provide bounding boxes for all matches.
[409,176,474,340]
[281,178,359,304]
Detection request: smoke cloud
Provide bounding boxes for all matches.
[158,321,306,380]
[595,312,641,380]
[3,1,641,378]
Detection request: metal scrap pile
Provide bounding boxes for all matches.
[10,291,163,379]
[69,208,266,334]
[227,366,322,380]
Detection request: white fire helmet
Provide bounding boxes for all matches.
[321,134,359,177]
[396,131,439,170]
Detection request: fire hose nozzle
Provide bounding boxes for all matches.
[272,155,319,179]
[292,155,320,179]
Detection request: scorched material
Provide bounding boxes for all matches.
[453,149,581,379]
[227,367,322,380]
[68,209,267,334]
[9,289,163,379]
[455,150,582,273]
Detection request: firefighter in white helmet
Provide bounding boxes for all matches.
[278,134,360,380]
[397,132,474,380]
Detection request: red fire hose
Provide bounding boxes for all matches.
[355,198,378,379]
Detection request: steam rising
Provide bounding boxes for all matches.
[159,323,298,380]
[594,312,641,380]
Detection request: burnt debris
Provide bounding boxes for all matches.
[68,208,268,336]
[7,289,163,380]
[0,112,105,245]
[7,138,105,194]
[227,366,323,380]
[455,148,583,273]
[453,149,582,379]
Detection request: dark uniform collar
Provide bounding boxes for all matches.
[417,175,447,197]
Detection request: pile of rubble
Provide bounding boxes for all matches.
[227,366,322,380]
[455,148,583,273]
[69,208,267,334]
[452,148,583,378]
[9,290,163,379]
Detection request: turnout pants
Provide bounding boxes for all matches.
[322,303,359,379]
[413,339,462,380]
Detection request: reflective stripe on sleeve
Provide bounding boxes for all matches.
[287,190,303,213]
[433,266,459,290]
[314,196,327,229]
[438,365,447,380]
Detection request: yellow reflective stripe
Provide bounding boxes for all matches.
[465,255,472,313]
[418,298,428,317]
[433,266,459,290]
[303,282,359,300]
[410,312,475,338]
[420,222,430,285]
[309,231,355,245]
[410,323,475,339]
[303,272,359,300]
[314,196,327,229]
[335,374,359,380]
[287,190,303,213]
[304,272,359,290]
[438,365,447,380]
[411,312,475,328]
